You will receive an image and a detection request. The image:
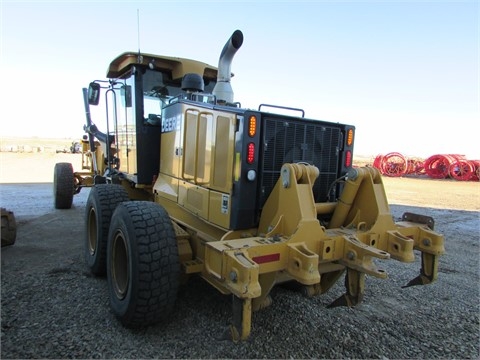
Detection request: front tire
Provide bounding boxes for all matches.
[53,162,74,209]
[85,184,129,276]
[107,201,179,327]
[1,208,17,247]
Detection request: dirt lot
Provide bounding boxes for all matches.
[1,151,479,211]
[0,150,479,358]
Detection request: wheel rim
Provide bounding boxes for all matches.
[112,230,129,300]
[87,208,97,256]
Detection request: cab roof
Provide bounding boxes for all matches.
[106,52,225,81]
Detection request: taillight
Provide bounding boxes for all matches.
[347,128,354,146]
[247,142,255,164]
[248,115,257,137]
[345,150,352,167]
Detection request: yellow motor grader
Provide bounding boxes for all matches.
[54,30,445,340]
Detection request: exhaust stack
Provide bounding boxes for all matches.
[212,30,243,104]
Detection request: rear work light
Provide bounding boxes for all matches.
[248,115,257,137]
[247,142,255,164]
[347,128,354,146]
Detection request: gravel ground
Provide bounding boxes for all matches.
[1,179,479,359]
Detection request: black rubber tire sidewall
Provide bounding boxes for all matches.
[53,162,74,209]
[107,201,180,327]
[84,184,129,276]
[1,208,17,247]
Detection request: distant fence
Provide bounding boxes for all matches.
[0,144,68,153]
[1,145,49,153]
[372,153,480,181]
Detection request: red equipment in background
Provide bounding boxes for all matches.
[372,153,479,181]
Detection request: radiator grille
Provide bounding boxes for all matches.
[260,117,342,205]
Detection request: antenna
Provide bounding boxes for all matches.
[137,9,142,62]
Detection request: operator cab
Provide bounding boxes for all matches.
[86,53,225,185]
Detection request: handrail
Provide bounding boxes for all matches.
[258,103,305,118]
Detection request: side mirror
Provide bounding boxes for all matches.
[88,82,101,106]
[121,85,132,108]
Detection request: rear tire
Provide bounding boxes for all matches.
[53,162,74,209]
[107,201,179,327]
[85,184,129,276]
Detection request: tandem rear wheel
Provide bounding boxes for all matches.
[107,201,180,327]
[84,184,129,276]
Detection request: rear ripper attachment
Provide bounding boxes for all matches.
[202,164,444,340]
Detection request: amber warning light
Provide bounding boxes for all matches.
[347,128,354,146]
[248,116,257,137]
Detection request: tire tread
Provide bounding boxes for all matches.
[109,201,179,327]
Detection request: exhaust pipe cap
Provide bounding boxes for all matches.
[230,30,244,50]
